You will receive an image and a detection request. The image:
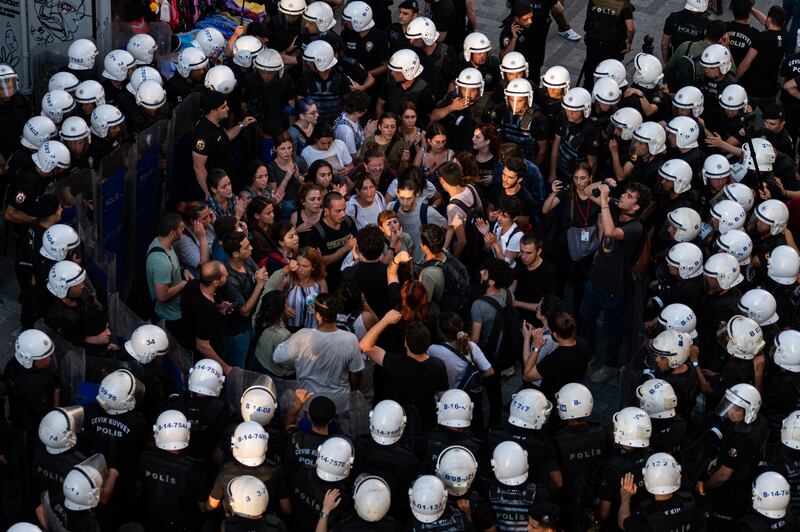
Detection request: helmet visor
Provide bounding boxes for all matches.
[714,396,745,420]
[0,76,17,98]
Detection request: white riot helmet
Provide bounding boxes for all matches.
[685,0,709,11]
[562,87,592,118]
[462,32,492,63]
[136,80,167,110]
[501,51,529,77]
[768,245,800,285]
[33,140,71,174]
[75,80,106,105]
[491,441,529,486]
[354,475,391,522]
[7,524,43,532]
[542,65,570,90]
[437,389,474,428]
[41,224,79,262]
[369,399,406,445]
[316,437,354,481]
[153,409,191,450]
[101,50,135,82]
[594,59,628,88]
[643,453,682,495]
[21,116,57,150]
[188,358,226,396]
[742,137,776,172]
[39,406,83,454]
[756,199,789,235]
[633,53,663,89]
[0,64,18,98]
[68,39,98,70]
[388,49,422,81]
[456,68,485,98]
[303,2,336,32]
[666,116,700,149]
[127,33,158,65]
[14,329,54,369]
[505,78,534,107]
[97,369,145,415]
[279,0,307,15]
[700,44,732,75]
[343,1,375,31]
[405,17,439,46]
[704,252,744,289]
[722,183,754,212]
[60,116,90,144]
[124,324,169,364]
[63,454,107,510]
[774,331,800,373]
[716,229,753,266]
[658,303,698,339]
[49,72,80,93]
[739,289,778,326]
[667,207,701,242]
[555,382,594,419]
[650,329,691,367]
[205,65,237,95]
[227,475,269,518]
[592,76,621,106]
[710,200,746,234]
[611,107,643,141]
[409,476,448,523]
[673,85,704,118]
[702,154,730,185]
[666,242,704,279]
[232,35,264,68]
[637,380,678,419]
[435,445,478,496]
[612,407,652,448]
[303,39,338,72]
[176,47,209,78]
[633,122,667,155]
[47,260,85,298]
[126,66,162,96]
[509,388,552,429]
[659,159,693,194]
[753,472,791,519]
[240,380,278,425]
[254,48,285,78]
[232,421,269,466]
[723,315,765,360]
[718,383,760,423]
[783,411,800,449]
[719,84,748,111]
[194,27,226,58]
[90,104,125,138]
[41,90,75,124]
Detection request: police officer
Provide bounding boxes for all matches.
[431,68,493,151]
[239,377,285,466]
[487,441,551,531]
[284,394,335,476]
[627,121,668,192]
[460,32,501,96]
[377,48,435,119]
[665,117,705,184]
[435,445,497,531]
[657,207,702,257]
[551,383,611,532]
[34,224,81,318]
[45,260,102,346]
[135,410,206,531]
[100,50,136,107]
[662,0,710,60]
[129,79,171,134]
[537,65,570,129]
[0,64,32,168]
[620,53,667,120]
[651,241,704,312]
[551,87,601,181]
[499,1,551,83]
[41,454,107,532]
[64,38,99,81]
[752,198,790,273]
[405,17,458,102]
[59,116,93,170]
[166,47,209,105]
[655,162,698,238]
[342,2,390,83]
[771,411,800,514]
[74,79,106,123]
[763,246,800,332]
[298,39,352,125]
[581,0,634,91]
[637,380,687,457]
[407,475,467,531]
[647,325,699,420]
[333,475,401,530]
[760,331,800,438]
[243,48,296,139]
[418,389,485,472]
[736,472,800,532]
[268,0,306,65]
[33,406,87,502]
[493,78,551,168]
[7,116,56,181]
[388,0,419,53]
[88,104,126,166]
[696,252,745,368]
[300,2,341,53]
[224,475,289,531]
[353,400,421,522]
[698,44,737,135]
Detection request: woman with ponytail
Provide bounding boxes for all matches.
[429,311,494,389]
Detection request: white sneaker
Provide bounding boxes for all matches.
[559,28,581,42]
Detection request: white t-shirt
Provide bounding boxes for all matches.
[427,341,492,389]
[446,185,482,229]
[493,222,523,264]
[345,193,387,229]
[386,178,438,204]
[334,115,363,156]
[301,139,353,171]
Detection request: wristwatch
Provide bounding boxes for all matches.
[692,361,700,368]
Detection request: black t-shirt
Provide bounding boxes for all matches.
[381,352,449,429]
[489,185,536,222]
[241,74,296,138]
[512,260,558,324]
[0,93,31,159]
[193,116,232,176]
[583,0,634,47]
[740,29,787,97]
[726,21,759,66]
[587,213,643,296]
[342,260,390,317]
[780,52,800,108]
[180,279,225,358]
[341,27,391,71]
[387,22,409,53]
[380,76,436,120]
[306,218,358,291]
[663,10,710,53]
[429,0,456,45]
[536,338,592,402]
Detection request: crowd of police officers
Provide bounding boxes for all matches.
[3,0,800,530]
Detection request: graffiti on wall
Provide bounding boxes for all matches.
[30,0,89,44]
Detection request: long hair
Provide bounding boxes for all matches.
[255,290,286,337]
[401,280,429,322]
[438,311,470,358]
[295,246,326,281]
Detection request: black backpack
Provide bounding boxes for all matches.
[478,288,522,371]
[127,245,168,321]
[420,252,471,314]
[449,185,486,277]
[440,343,484,400]
[665,41,702,92]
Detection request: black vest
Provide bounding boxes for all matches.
[353,435,419,520]
[500,107,539,162]
[634,492,697,532]
[486,480,543,531]
[291,430,330,472]
[137,448,202,529]
[486,424,551,485]
[409,508,467,531]
[33,445,87,500]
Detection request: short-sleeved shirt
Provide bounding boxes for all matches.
[341,28,390,71]
[513,260,558,324]
[146,238,183,320]
[209,461,289,514]
[583,0,634,47]
[587,214,643,296]
[446,185,484,229]
[471,290,508,348]
[387,200,448,265]
[726,21,759,66]
[663,10,710,53]
[180,279,224,357]
[306,218,358,290]
[219,258,259,335]
[381,351,449,428]
[492,222,524,261]
[428,0,456,43]
[535,339,592,402]
[6,168,43,236]
[428,342,492,388]
[740,29,787,97]
[192,116,231,176]
[300,139,353,171]
[489,186,536,223]
[555,117,601,179]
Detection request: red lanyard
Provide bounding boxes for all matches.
[574,191,591,227]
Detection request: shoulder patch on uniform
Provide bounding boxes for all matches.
[195,139,206,151]
[365,41,374,52]
[739,128,746,137]
[503,36,511,47]
[729,447,738,457]
[15,192,26,204]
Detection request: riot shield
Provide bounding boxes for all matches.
[35,319,85,405]
[226,367,300,422]
[110,22,174,70]
[51,169,94,229]
[346,390,371,439]
[165,92,202,206]
[28,44,70,107]
[76,192,117,300]
[2,428,32,523]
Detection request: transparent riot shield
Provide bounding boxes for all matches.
[76,191,117,300]
[29,44,70,107]
[51,169,94,229]
[226,367,299,423]
[110,22,174,66]
[166,92,201,207]
[347,390,371,440]
[80,355,138,407]
[35,319,84,405]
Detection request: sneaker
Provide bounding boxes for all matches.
[590,366,617,383]
[559,28,582,42]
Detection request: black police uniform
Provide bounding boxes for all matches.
[727,21,759,66]
[101,79,126,109]
[291,468,354,531]
[737,509,800,532]
[459,56,502,96]
[342,27,390,74]
[165,74,204,106]
[762,367,800,439]
[283,428,331,476]
[6,145,35,181]
[780,52,800,139]
[136,447,206,531]
[167,392,234,462]
[45,294,99,347]
[418,427,486,473]
[417,44,458,102]
[380,75,436,120]
[64,66,98,83]
[106,354,179,425]
[598,448,651,532]
[620,86,668,122]
[582,0,634,90]
[3,357,61,435]
[241,72,296,138]
[629,152,667,193]
[622,491,699,532]
[499,0,555,81]
[697,288,742,371]
[700,72,738,135]
[650,415,688,457]
[33,444,88,501]
[486,479,549,531]
[653,267,705,311]
[485,422,559,487]
[493,103,551,165]
[45,492,100,532]
[772,445,800,515]
[193,115,232,177]
[88,133,123,168]
[446,491,496,530]
[387,22,409,53]
[223,514,289,532]
[436,91,494,151]
[298,68,352,125]
[763,279,800,331]
[268,13,302,55]
[663,9,710,57]
[0,92,31,160]
[353,433,421,522]
[336,515,403,531]
[209,460,289,516]
[407,507,471,532]
[555,115,601,180]
[128,102,173,135]
[658,366,699,421]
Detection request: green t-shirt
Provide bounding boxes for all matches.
[146,237,182,321]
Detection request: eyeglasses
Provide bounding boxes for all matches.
[304,110,319,116]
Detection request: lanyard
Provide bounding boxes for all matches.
[574,191,591,227]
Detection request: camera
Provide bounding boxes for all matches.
[560,182,573,192]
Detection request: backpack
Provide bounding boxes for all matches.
[437,343,484,398]
[336,313,358,333]
[449,185,486,277]
[665,41,703,92]
[478,288,522,371]
[313,216,355,241]
[391,200,429,225]
[420,252,471,314]
[127,245,168,321]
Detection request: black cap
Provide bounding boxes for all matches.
[762,104,785,121]
[512,0,533,17]
[528,503,561,526]
[35,193,60,218]
[398,0,420,10]
[201,89,227,113]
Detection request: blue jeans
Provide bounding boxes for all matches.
[223,329,252,369]
[579,281,624,368]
